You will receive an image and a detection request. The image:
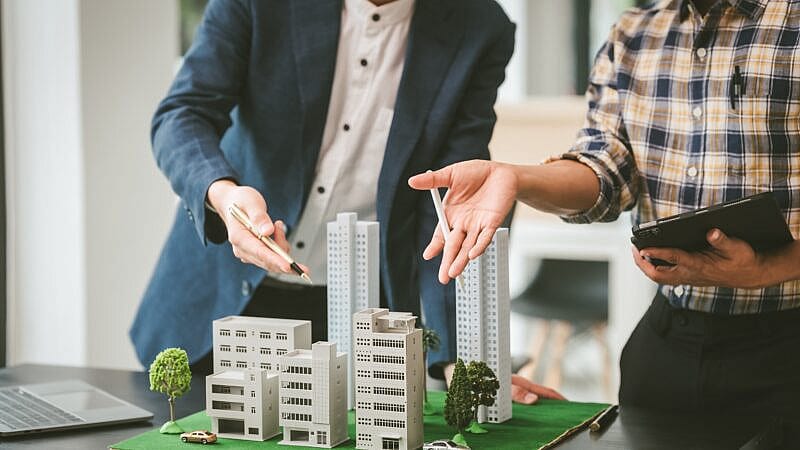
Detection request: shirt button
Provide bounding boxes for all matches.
[372,13,380,22]
[317,186,325,194]
[692,107,703,119]
[296,241,305,249]
[360,58,368,67]
[687,166,698,177]
[696,47,707,59]
[343,123,350,131]
[674,285,685,297]
[241,280,252,297]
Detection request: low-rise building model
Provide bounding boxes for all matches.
[206,368,279,440]
[278,342,349,448]
[353,308,424,450]
[327,212,380,409]
[206,316,312,441]
[212,316,312,374]
[455,228,512,424]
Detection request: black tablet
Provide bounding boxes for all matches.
[631,192,794,259]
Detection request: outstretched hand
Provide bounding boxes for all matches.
[408,160,518,284]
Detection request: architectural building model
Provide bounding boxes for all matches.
[278,342,349,448]
[353,308,424,450]
[206,368,280,440]
[211,316,312,374]
[206,316,312,441]
[456,228,512,424]
[327,212,379,408]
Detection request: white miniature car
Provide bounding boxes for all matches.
[423,440,470,450]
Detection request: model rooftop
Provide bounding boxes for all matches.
[215,316,311,328]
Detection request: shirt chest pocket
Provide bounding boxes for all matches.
[729,56,800,123]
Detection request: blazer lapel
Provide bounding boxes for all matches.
[377,0,463,223]
[290,0,342,211]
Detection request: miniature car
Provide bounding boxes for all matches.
[423,440,470,450]
[180,430,217,444]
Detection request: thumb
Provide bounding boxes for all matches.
[408,167,452,191]
[707,228,733,251]
[245,206,273,237]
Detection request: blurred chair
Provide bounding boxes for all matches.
[512,258,611,399]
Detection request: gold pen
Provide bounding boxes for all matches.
[228,203,313,285]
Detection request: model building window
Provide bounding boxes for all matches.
[251,406,256,414]
[219,344,231,352]
[248,427,259,435]
[276,348,287,356]
[235,330,246,337]
[220,360,231,367]
[382,438,400,450]
[276,332,288,340]
[219,329,230,336]
[235,345,247,353]
[317,431,327,445]
[260,347,270,355]
[259,331,270,339]
[236,361,247,368]
[373,355,404,364]
[373,370,404,380]
[374,387,404,396]
[374,418,404,428]
[374,402,405,412]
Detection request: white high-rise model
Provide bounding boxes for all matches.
[456,228,512,423]
[206,315,312,441]
[353,308,423,450]
[278,342,349,448]
[327,212,379,409]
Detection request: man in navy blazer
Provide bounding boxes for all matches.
[131,0,543,399]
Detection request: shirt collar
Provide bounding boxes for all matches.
[345,0,415,26]
[679,0,768,22]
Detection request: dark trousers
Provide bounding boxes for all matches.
[619,292,800,417]
[190,278,327,376]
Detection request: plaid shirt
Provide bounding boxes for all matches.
[554,0,800,314]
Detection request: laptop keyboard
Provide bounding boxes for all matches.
[0,387,85,431]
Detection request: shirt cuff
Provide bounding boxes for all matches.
[544,152,615,224]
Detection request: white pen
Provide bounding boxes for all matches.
[427,171,466,288]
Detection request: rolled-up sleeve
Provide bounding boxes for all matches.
[547,27,639,224]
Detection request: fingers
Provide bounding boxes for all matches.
[511,374,566,401]
[408,166,453,191]
[449,227,479,279]
[272,220,291,254]
[245,205,274,237]
[468,226,497,260]
[439,228,467,284]
[423,227,446,261]
[511,383,539,405]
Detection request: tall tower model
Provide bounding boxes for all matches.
[327,212,379,408]
[353,308,423,450]
[206,316,312,441]
[278,342,349,448]
[456,228,512,424]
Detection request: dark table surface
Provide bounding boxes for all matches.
[0,364,787,450]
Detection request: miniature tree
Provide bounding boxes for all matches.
[444,359,472,447]
[465,360,499,434]
[421,327,441,415]
[149,347,192,434]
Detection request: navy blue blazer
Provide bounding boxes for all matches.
[130,0,514,374]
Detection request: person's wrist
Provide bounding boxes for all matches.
[207,179,238,215]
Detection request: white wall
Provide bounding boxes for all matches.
[4,0,179,370]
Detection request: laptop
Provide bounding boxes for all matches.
[0,380,153,436]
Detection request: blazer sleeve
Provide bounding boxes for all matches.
[151,0,252,245]
[418,16,516,378]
